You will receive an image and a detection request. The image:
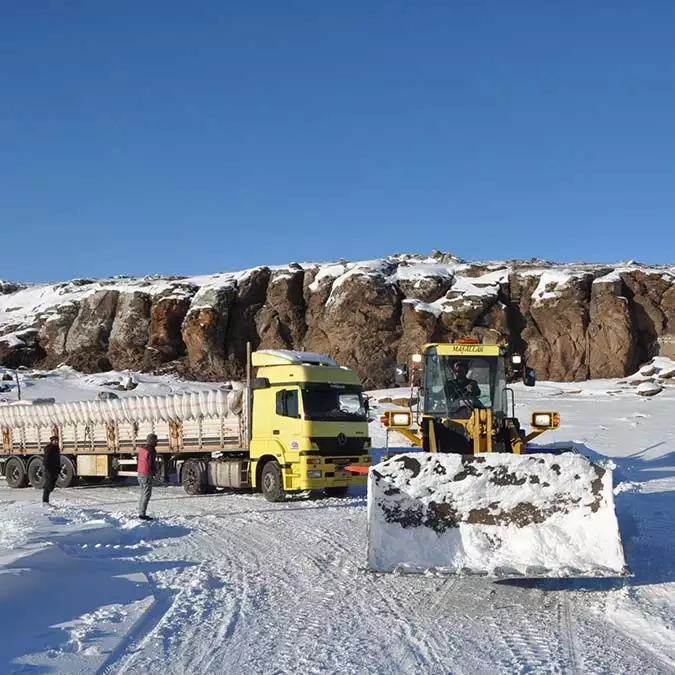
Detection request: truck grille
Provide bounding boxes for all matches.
[310,437,369,456]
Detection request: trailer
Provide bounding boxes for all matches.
[0,350,372,501]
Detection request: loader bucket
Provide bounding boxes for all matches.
[367,452,627,578]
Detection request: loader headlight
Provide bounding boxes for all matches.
[307,470,322,478]
[532,413,552,427]
[391,412,412,427]
[511,354,522,364]
[531,412,560,429]
[381,410,412,428]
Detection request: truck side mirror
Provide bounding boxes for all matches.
[523,368,536,387]
[395,364,409,385]
[252,377,270,389]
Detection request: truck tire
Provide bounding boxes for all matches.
[57,456,77,488]
[182,459,206,495]
[28,458,46,489]
[324,486,349,498]
[5,457,28,488]
[261,460,285,502]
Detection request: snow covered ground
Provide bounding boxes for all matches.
[1,368,675,673]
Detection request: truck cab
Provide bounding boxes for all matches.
[249,350,372,500]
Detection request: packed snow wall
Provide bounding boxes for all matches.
[367,452,627,578]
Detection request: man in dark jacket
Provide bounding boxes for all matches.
[43,435,61,504]
[137,434,157,521]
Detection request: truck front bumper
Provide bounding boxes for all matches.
[285,454,371,491]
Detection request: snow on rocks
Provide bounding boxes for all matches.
[636,381,663,397]
[624,357,675,394]
[367,452,626,577]
[529,270,586,304]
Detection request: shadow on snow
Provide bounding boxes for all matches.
[0,514,192,673]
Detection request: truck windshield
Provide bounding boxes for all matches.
[424,350,507,417]
[301,384,367,422]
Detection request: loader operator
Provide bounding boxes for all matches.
[445,360,483,414]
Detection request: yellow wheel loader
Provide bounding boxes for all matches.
[364,340,627,578]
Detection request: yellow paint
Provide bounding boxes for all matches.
[424,343,501,356]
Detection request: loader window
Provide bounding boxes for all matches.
[276,389,300,418]
[301,384,367,422]
[424,351,507,417]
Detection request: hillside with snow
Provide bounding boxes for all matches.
[2,252,675,387]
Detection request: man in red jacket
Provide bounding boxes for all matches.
[137,434,157,521]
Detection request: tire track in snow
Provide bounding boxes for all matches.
[269,510,458,673]
[120,525,250,675]
[199,510,422,674]
[485,586,568,674]
[559,592,582,675]
[47,487,675,674]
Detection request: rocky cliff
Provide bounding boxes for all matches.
[2,253,675,387]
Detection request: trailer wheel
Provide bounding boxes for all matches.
[182,459,206,495]
[28,458,46,489]
[261,460,285,502]
[324,486,349,498]
[5,457,28,489]
[57,456,77,488]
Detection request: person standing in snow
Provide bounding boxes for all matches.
[137,433,158,521]
[42,435,61,505]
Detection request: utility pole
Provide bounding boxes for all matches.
[14,370,21,400]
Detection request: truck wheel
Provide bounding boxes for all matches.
[182,459,206,495]
[5,457,28,488]
[57,456,77,488]
[324,486,349,498]
[28,458,46,489]
[261,460,285,502]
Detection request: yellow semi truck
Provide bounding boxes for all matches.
[0,350,372,501]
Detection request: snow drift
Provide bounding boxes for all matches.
[367,452,627,578]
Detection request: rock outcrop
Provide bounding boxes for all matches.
[182,284,237,380]
[2,255,675,386]
[108,292,153,370]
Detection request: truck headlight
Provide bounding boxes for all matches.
[512,354,522,364]
[307,470,322,478]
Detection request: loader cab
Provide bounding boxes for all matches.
[422,346,507,418]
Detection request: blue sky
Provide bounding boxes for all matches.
[1,1,674,282]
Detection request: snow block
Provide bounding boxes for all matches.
[367,452,627,578]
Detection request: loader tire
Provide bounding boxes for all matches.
[5,457,28,489]
[324,486,349,498]
[28,458,46,489]
[182,459,206,495]
[261,460,285,502]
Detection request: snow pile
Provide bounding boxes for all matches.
[622,356,675,396]
[636,381,662,397]
[367,452,627,577]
